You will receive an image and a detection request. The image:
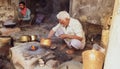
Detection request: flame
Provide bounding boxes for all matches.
[31,46,36,50]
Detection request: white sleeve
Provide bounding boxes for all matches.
[73,20,83,37]
[52,23,61,32]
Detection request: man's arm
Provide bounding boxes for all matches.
[48,30,55,38]
[48,24,61,38]
[59,34,83,41]
[17,9,22,20]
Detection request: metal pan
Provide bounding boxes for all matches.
[4,23,16,28]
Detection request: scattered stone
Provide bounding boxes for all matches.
[57,60,83,69]
[0,27,21,36]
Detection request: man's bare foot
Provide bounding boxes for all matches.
[60,44,67,50]
[66,48,75,54]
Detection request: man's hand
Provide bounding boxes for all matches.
[59,34,68,39]
[47,30,55,39]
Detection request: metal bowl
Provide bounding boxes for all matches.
[30,35,37,41]
[4,23,16,28]
[0,36,13,47]
[40,38,51,47]
[50,45,57,50]
[19,35,31,42]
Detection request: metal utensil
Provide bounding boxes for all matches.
[40,38,51,47]
[19,35,31,42]
[30,35,37,41]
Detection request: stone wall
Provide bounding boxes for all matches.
[0,0,18,22]
[70,0,114,25]
[70,0,115,48]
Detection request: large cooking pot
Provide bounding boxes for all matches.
[19,35,31,42]
[0,36,13,47]
[40,38,51,47]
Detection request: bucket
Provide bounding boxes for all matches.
[0,36,13,47]
[82,50,105,69]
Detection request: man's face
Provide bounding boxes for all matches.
[19,4,25,9]
[59,18,70,27]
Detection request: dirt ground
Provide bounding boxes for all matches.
[0,22,102,69]
[10,22,94,61]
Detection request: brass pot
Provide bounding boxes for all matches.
[82,50,105,69]
[40,38,51,47]
[19,35,31,42]
[30,35,37,41]
[0,36,13,47]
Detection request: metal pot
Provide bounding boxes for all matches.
[4,23,16,28]
[30,35,37,41]
[19,35,31,42]
[40,38,51,47]
[3,20,16,28]
[0,36,13,47]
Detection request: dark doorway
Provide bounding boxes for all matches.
[20,0,70,23]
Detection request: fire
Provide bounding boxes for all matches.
[31,46,36,51]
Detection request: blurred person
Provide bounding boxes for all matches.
[18,1,31,25]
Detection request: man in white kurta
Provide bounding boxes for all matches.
[48,11,85,50]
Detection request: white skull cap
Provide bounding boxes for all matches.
[56,11,70,20]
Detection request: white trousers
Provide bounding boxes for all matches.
[55,28,84,49]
